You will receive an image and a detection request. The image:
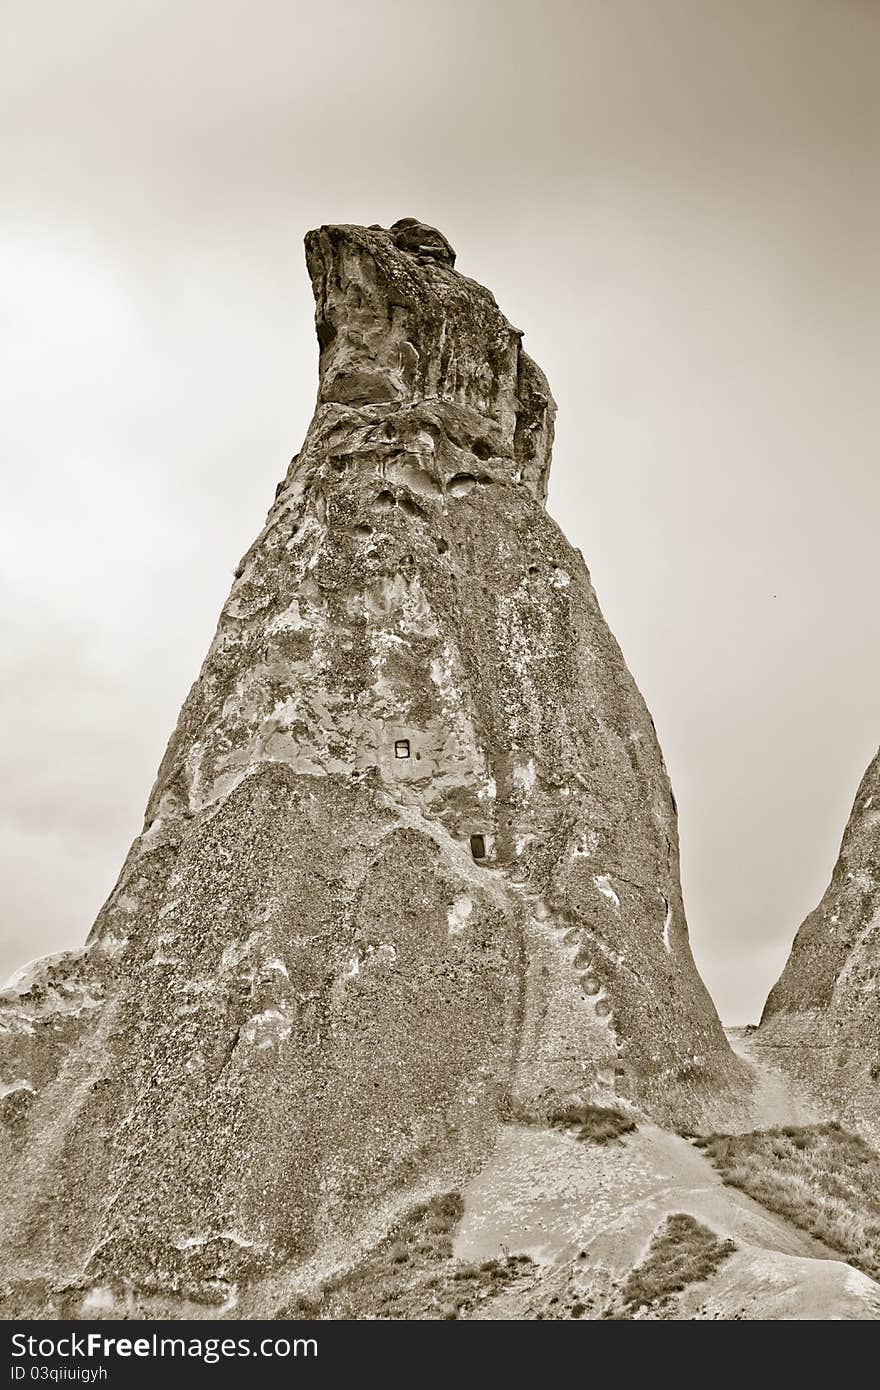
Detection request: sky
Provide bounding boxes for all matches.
[1,0,879,1022]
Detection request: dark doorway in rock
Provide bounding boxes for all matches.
[470,833,486,859]
[394,739,410,759]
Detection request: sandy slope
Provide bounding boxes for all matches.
[675,1247,880,1320]
[454,1125,835,1268]
[453,1122,880,1319]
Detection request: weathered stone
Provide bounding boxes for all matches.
[0,220,745,1317]
[757,748,880,1146]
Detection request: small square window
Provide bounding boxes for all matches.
[470,833,486,859]
[394,739,410,759]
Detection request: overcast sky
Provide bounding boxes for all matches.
[2,0,878,1022]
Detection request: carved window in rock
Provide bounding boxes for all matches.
[470,833,486,859]
[394,739,411,759]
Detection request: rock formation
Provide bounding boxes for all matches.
[757,747,880,1147]
[0,219,745,1318]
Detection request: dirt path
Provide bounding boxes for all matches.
[454,1122,837,1271]
[454,1121,880,1318]
[725,1026,823,1130]
[451,1024,877,1318]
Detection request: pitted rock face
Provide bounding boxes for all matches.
[0,221,745,1318]
[757,748,880,1147]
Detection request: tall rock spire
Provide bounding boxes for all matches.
[0,221,743,1317]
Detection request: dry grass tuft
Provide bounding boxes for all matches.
[618,1213,735,1313]
[548,1102,636,1144]
[283,1191,535,1319]
[695,1122,880,1281]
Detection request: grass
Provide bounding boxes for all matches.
[694,1122,880,1281]
[283,1191,535,1319]
[548,1102,636,1145]
[618,1213,735,1313]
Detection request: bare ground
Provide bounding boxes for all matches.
[452,1120,880,1318]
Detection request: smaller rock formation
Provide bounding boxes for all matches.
[757,747,880,1147]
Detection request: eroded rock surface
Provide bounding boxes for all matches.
[757,749,880,1146]
[1,219,745,1318]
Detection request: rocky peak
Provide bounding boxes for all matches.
[305,219,555,500]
